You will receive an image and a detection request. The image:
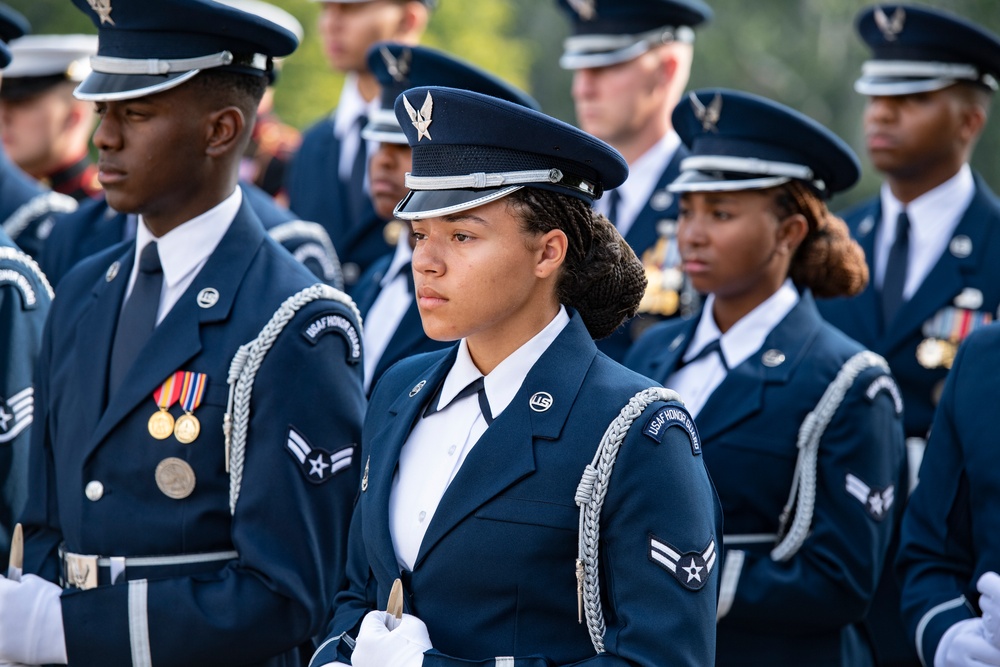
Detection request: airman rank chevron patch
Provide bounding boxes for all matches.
[285,426,353,485]
[845,473,894,521]
[649,534,716,591]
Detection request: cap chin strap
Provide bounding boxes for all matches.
[860,59,998,91]
[91,50,268,76]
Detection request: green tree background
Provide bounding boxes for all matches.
[7,0,998,207]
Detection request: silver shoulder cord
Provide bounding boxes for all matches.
[2,191,78,241]
[574,386,683,654]
[224,283,363,514]
[771,350,889,561]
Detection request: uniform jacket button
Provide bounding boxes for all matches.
[85,480,104,501]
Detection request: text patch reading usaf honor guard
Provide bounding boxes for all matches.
[643,404,701,455]
[302,311,362,363]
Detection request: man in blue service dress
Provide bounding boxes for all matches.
[285,0,433,288]
[557,0,711,361]
[0,1,366,666]
[817,8,1000,665]
[352,41,540,394]
[0,2,53,573]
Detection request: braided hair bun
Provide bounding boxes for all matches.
[508,187,646,339]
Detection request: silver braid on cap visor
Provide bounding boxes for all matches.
[90,50,269,76]
[404,168,598,196]
[860,59,998,90]
[671,155,827,194]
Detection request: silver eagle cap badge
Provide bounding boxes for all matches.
[87,0,115,25]
[874,7,905,41]
[566,0,596,21]
[380,45,412,82]
[403,91,434,142]
[690,92,723,132]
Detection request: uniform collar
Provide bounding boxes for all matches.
[879,163,975,245]
[686,279,799,369]
[333,72,380,139]
[132,187,241,294]
[436,305,571,418]
[379,235,413,288]
[606,130,681,230]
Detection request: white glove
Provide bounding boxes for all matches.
[0,574,68,665]
[350,610,431,667]
[935,618,1000,667]
[979,572,1000,646]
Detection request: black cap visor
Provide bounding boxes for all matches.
[393,185,523,220]
[73,69,200,101]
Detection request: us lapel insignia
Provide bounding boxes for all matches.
[761,349,785,367]
[949,235,973,258]
[409,380,426,397]
[529,391,553,412]
[649,534,716,591]
[845,473,894,521]
[197,287,220,308]
[403,92,434,142]
[690,92,722,133]
[874,6,905,41]
[105,261,120,282]
[87,0,115,25]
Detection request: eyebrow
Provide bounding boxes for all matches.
[440,212,489,225]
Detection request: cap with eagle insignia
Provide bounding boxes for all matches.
[0,3,30,69]
[68,0,299,101]
[1,34,98,101]
[669,88,860,200]
[364,42,538,145]
[557,0,713,70]
[854,4,1000,96]
[309,0,437,7]
[391,86,628,220]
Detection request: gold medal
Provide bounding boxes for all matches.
[383,220,404,246]
[173,413,201,444]
[155,457,196,499]
[916,338,954,369]
[148,410,175,440]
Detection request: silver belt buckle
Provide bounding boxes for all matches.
[65,553,99,590]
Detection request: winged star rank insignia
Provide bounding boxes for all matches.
[846,473,894,521]
[403,92,434,141]
[87,0,115,25]
[380,45,412,82]
[874,6,905,41]
[649,535,716,591]
[286,427,353,484]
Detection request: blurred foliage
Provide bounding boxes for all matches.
[7,0,999,206]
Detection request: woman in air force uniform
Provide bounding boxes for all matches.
[310,86,723,667]
[625,89,906,667]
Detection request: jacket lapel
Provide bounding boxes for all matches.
[413,314,596,569]
[695,295,822,442]
[623,145,686,255]
[850,202,883,344]
[84,201,267,457]
[883,181,997,354]
[641,317,698,384]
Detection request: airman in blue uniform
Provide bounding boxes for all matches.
[353,41,539,393]
[0,2,365,665]
[310,86,722,667]
[284,0,433,288]
[0,1,53,572]
[557,0,712,361]
[896,324,1000,667]
[816,8,1000,665]
[625,89,906,666]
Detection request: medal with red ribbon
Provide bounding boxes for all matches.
[173,372,207,444]
[148,372,183,440]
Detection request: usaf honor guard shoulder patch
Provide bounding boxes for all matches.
[302,310,362,364]
[649,534,717,591]
[845,473,894,521]
[285,426,353,485]
[643,403,701,455]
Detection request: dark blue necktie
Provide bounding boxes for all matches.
[423,376,494,425]
[347,115,369,227]
[109,242,162,395]
[606,188,622,228]
[680,339,728,371]
[881,211,910,328]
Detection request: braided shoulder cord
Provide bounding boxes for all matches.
[0,246,54,303]
[2,191,78,241]
[574,386,683,653]
[770,350,889,562]
[225,283,363,514]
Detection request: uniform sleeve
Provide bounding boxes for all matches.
[718,366,906,632]
[0,263,51,566]
[897,340,979,666]
[57,300,366,666]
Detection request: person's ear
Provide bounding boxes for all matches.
[205,106,245,158]
[776,212,809,256]
[535,228,568,279]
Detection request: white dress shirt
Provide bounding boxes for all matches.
[363,238,414,391]
[128,187,241,324]
[333,73,380,185]
[667,280,799,418]
[875,164,975,299]
[389,306,571,571]
[596,131,681,238]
